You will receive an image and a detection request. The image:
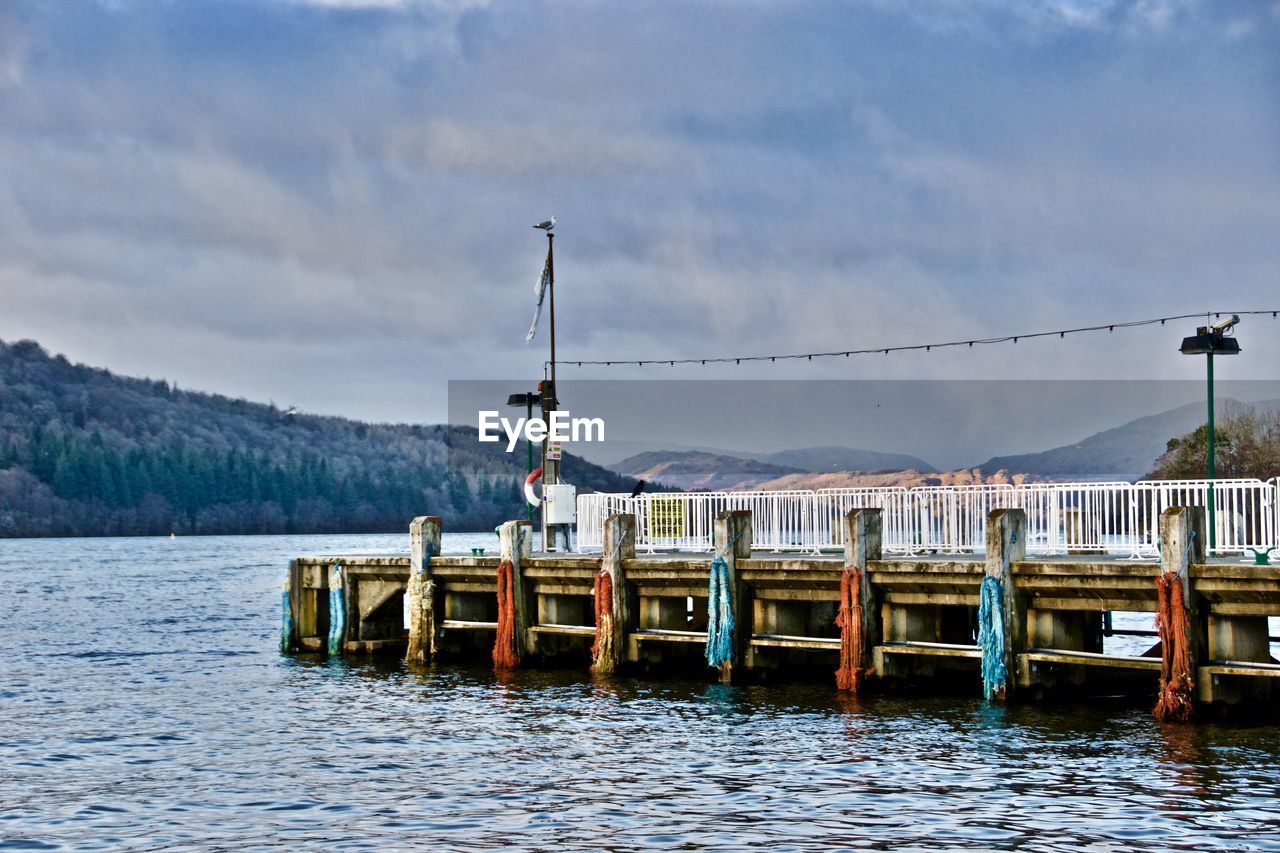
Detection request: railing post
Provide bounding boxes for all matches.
[406,515,442,664]
[985,508,1027,702]
[843,508,883,679]
[713,509,753,684]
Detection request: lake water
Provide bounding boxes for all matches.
[4,533,1280,851]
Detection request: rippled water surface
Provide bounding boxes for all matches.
[4,534,1280,851]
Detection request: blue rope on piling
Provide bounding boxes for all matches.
[327,563,346,657]
[978,575,1006,701]
[705,555,735,668]
[280,586,294,653]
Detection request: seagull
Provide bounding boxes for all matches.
[533,216,556,231]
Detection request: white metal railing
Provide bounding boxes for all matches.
[815,487,911,552]
[1135,479,1275,557]
[575,478,1280,557]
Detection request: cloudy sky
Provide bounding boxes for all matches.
[1,0,1277,425]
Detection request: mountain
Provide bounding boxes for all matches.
[750,446,935,474]
[610,450,803,491]
[751,467,1030,491]
[0,339,637,537]
[976,398,1280,482]
[587,442,934,475]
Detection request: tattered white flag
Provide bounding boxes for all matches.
[525,252,552,342]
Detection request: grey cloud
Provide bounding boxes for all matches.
[0,0,1277,426]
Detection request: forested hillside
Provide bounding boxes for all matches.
[0,339,636,537]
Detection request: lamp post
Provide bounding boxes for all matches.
[1179,315,1241,554]
[506,392,540,520]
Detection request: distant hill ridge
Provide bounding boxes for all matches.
[977,398,1280,482]
[611,450,802,492]
[748,445,936,474]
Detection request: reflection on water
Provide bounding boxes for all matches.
[3,533,1280,850]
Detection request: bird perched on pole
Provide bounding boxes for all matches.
[533,216,555,231]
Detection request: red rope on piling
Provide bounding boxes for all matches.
[1154,571,1194,721]
[835,565,871,693]
[493,559,520,671]
[591,568,616,673]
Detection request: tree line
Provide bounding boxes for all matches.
[0,339,632,537]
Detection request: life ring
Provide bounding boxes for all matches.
[524,467,543,508]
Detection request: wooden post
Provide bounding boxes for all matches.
[843,508,883,680]
[985,508,1027,702]
[286,559,304,649]
[596,513,636,674]
[406,515,442,664]
[1160,506,1206,697]
[713,509,752,684]
[499,519,534,659]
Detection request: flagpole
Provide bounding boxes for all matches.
[548,232,555,389]
[541,231,558,552]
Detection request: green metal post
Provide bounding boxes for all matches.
[1207,351,1216,554]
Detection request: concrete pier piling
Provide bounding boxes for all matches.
[285,505,1280,717]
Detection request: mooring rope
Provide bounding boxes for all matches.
[280,583,294,654]
[417,541,435,575]
[978,575,1007,701]
[592,569,615,673]
[406,541,436,633]
[1154,572,1194,721]
[835,565,869,692]
[705,555,735,668]
[327,563,346,657]
[591,535,624,674]
[493,529,523,671]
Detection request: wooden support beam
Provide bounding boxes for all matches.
[843,508,883,683]
[599,513,636,673]
[985,508,1027,702]
[714,510,752,684]
[1159,506,1206,703]
[406,515,442,664]
[286,559,304,649]
[498,519,535,660]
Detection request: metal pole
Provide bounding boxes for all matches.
[526,398,534,521]
[548,232,555,390]
[541,231,557,551]
[1207,350,1216,554]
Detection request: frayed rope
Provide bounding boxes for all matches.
[493,558,520,671]
[280,584,294,654]
[978,575,1006,701]
[1154,571,1194,721]
[705,555,735,668]
[494,528,524,671]
[327,563,346,657]
[591,569,615,674]
[835,565,871,693]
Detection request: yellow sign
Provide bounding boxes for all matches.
[649,498,687,539]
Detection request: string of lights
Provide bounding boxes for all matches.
[554,309,1279,369]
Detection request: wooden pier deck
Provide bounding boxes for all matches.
[282,508,1280,716]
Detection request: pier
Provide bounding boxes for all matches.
[283,505,1280,717]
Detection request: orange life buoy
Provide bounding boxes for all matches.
[524,467,543,508]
